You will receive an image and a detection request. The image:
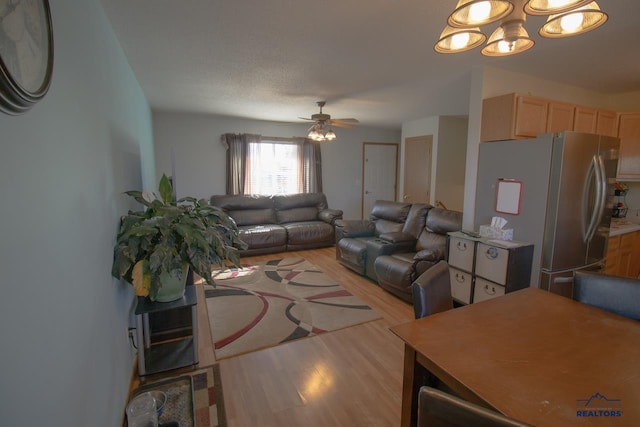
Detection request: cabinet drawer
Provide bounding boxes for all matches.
[473,278,505,303]
[475,243,509,285]
[449,268,473,305]
[448,237,475,272]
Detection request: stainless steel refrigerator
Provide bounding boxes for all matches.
[474,131,619,297]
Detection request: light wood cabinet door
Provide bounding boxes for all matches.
[596,109,617,137]
[514,96,548,138]
[481,93,548,142]
[546,101,575,133]
[605,235,621,275]
[619,233,635,277]
[616,113,640,180]
[631,231,640,278]
[573,106,597,133]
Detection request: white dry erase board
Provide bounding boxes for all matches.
[495,180,522,215]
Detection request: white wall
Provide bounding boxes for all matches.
[152,111,400,219]
[435,116,468,211]
[0,2,154,426]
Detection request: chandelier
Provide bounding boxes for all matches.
[435,0,608,56]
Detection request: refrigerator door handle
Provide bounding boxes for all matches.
[590,155,607,240]
[582,156,597,242]
[583,155,604,242]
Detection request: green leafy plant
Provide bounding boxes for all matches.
[111,174,247,297]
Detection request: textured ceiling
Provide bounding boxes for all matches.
[100,0,640,129]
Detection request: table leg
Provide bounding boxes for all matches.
[399,343,415,427]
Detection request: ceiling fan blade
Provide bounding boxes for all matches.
[298,117,315,121]
[332,118,359,123]
[330,120,357,129]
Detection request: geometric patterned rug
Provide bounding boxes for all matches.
[204,257,381,360]
[131,364,226,427]
[192,365,226,427]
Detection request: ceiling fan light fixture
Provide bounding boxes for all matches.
[524,0,591,15]
[481,20,535,56]
[448,0,514,28]
[434,26,487,53]
[325,129,336,141]
[538,1,607,38]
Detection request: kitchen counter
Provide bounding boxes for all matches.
[610,217,640,236]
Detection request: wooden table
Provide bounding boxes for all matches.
[390,288,640,427]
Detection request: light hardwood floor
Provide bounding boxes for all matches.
[134,247,415,426]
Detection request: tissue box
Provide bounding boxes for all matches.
[479,225,514,241]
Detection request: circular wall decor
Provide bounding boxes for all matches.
[0,0,53,115]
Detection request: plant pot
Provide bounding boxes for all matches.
[151,263,189,302]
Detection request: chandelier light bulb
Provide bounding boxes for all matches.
[469,1,491,22]
[560,12,584,32]
[451,32,471,49]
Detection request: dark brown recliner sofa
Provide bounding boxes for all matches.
[335,201,430,280]
[373,207,463,302]
[210,193,343,256]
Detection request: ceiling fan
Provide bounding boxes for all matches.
[299,101,359,141]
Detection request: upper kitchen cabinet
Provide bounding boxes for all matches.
[616,113,640,180]
[546,101,575,133]
[574,106,617,137]
[481,93,575,142]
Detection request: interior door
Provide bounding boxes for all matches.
[403,135,432,204]
[362,142,398,218]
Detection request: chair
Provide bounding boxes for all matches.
[573,271,640,320]
[418,386,532,427]
[412,261,454,319]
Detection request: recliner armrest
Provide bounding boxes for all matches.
[319,208,343,225]
[378,231,416,244]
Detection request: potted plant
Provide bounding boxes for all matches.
[111,174,247,302]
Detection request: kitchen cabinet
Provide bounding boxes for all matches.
[616,113,640,180]
[546,101,575,133]
[573,106,617,137]
[481,93,548,142]
[605,230,640,278]
[447,232,534,304]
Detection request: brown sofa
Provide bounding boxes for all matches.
[210,193,343,256]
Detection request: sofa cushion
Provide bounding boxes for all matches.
[230,208,277,226]
[273,193,328,210]
[238,224,286,248]
[284,221,334,245]
[277,207,319,224]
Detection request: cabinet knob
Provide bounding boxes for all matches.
[455,273,465,283]
[457,241,468,251]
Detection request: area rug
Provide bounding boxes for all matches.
[132,364,226,427]
[204,257,381,359]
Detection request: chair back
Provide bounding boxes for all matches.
[411,261,453,319]
[418,386,532,427]
[573,271,640,321]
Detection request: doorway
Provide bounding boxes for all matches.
[362,142,398,218]
[403,135,432,204]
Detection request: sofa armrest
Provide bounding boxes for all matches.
[334,219,375,237]
[319,208,343,225]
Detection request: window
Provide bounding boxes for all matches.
[246,140,301,195]
[222,134,322,196]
